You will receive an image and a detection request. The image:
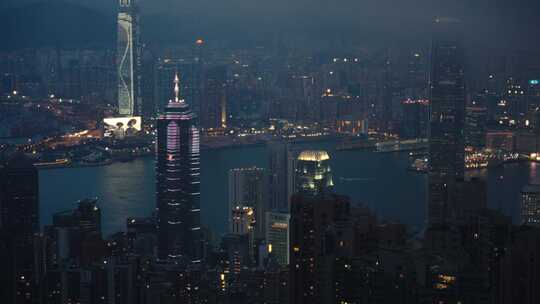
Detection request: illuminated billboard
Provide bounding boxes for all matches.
[103,116,141,138]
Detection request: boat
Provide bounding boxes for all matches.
[34,158,71,169]
[408,158,428,173]
[376,138,428,153]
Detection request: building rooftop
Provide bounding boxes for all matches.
[298,150,330,162]
[522,184,540,194]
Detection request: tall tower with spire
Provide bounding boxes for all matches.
[156,73,202,262]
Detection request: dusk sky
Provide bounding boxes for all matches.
[1,0,539,51]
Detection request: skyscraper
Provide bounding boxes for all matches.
[295,150,334,197]
[201,66,227,131]
[428,18,466,225]
[117,0,141,116]
[156,73,201,261]
[289,193,351,304]
[228,167,267,239]
[0,153,40,304]
[268,142,296,212]
[0,153,39,242]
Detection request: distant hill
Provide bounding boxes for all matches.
[0,2,115,50]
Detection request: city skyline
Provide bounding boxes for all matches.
[2,1,540,303]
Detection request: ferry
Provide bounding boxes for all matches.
[376,138,428,153]
[465,152,489,169]
[34,158,71,169]
[409,158,428,173]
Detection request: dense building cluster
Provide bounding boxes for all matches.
[3,1,540,304]
[1,148,540,303]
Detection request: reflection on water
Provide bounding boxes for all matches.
[530,162,538,182]
[40,143,534,236]
[40,158,156,234]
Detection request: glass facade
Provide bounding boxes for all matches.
[117,0,141,116]
[156,74,202,261]
[296,150,334,196]
[428,18,466,225]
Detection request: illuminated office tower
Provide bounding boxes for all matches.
[117,0,141,116]
[465,106,488,149]
[521,184,540,227]
[428,18,466,225]
[295,150,334,196]
[228,167,267,239]
[265,212,290,266]
[156,74,201,261]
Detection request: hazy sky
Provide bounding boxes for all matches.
[1,0,537,16]
[2,0,540,50]
[0,0,501,19]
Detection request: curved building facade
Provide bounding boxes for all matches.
[117,0,141,116]
[296,150,334,196]
[156,74,202,261]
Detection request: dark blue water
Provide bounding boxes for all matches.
[39,142,534,237]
